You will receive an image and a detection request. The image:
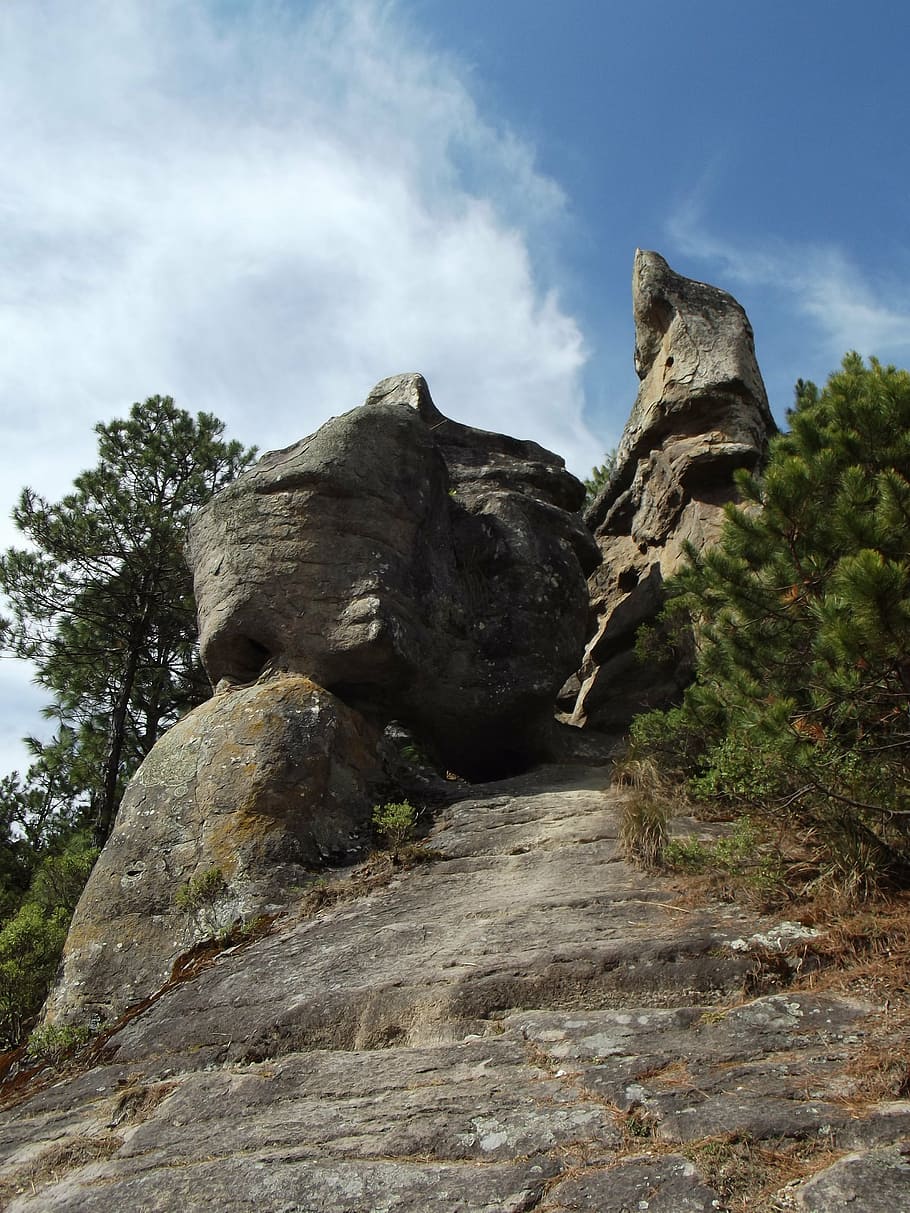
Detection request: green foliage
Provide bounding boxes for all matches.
[0,396,255,845]
[27,832,98,918]
[398,740,433,767]
[26,1022,93,1066]
[633,354,910,893]
[583,448,617,506]
[0,903,69,1048]
[628,706,707,781]
[663,819,788,907]
[372,800,418,850]
[0,832,99,1048]
[175,868,228,941]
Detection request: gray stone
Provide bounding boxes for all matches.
[6,770,906,1213]
[568,250,775,730]
[794,1143,910,1210]
[543,1154,723,1211]
[188,372,598,776]
[43,674,385,1028]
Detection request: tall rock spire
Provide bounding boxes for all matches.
[567,250,776,730]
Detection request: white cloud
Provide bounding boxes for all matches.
[668,195,910,366]
[0,0,597,775]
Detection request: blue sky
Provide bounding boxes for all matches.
[2,0,910,778]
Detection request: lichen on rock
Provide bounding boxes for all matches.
[43,675,384,1027]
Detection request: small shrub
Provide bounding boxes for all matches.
[664,818,789,908]
[619,795,669,871]
[372,801,418,851]
[399,740,434,767]
[664,836,709,872]
[0,903,69,1048]
[175,867,228,937]
[583,448,617,506]
[175,866,226,913]
[26,1022,92,1066]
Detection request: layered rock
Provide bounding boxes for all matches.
[6,767,907,1211]
[44,675,385,1027]
[188,373,599,775]
[567,250,776,730]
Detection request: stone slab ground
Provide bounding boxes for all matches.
[2,766,908,1211]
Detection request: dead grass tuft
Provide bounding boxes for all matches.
[619,794,670,871]
[633,1057,696,1090]
[0,1132,124,1206]
[107,1077,178,1127]
[680,1133,843,1210]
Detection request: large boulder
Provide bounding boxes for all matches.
[44,675,385,1027]
[567,250,776,730]
[188,373,600,775]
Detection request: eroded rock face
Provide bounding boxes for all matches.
[188,373,599,775]
[567,250,776,730]
[44,675,384,1027]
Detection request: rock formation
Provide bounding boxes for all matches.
[4,257,908,1212]
[188,372,599,776]
[44,676,385,1027]
[565,249,776,731]
[44,376,598,1027]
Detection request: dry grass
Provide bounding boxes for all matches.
[619,794,669,871]
[726,889,910,1116]
[633,1057,697,1090]
[680,1133,843,1211]
[296,845,445,919]
[613,757,679,871]
[107,1077,179,1128]
[0,1132,124,1207]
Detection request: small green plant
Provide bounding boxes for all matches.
[175,866,228,937]
[664,836,710,871]
[175,866,226,912]
[618,1103,659,1141]
[399,740,434,767]
[372,800,418,851]
[664,818,788,908]
[26,1022,93,1066]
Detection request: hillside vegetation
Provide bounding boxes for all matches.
[632,354,910,894]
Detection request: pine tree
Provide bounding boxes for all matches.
[634,355,910,891]
[582,448,617,507]
[0,397,255,844]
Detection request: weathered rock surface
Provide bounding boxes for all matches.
[43,675,385,1028]
[794,1143,910,1210]
[5,768,907,1210]
[188,373,599,775]
[567,250,776,730]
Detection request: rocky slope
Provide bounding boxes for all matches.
[3,767,907,1211]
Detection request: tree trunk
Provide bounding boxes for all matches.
[93,641,141,847]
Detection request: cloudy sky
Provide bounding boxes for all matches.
[2,0,910,777]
